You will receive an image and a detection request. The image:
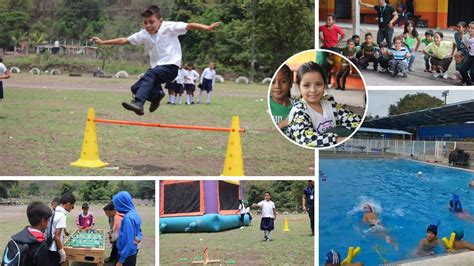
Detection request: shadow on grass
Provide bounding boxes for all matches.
[123,164,174,175]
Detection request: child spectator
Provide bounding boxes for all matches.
[402,20,420,71]
[90,5,220,115]
[462,21,474,85]
[287,62,361,147]
[452,51,472,85]
[174,66,185,104]
[0,58,11,102]
[352,35,363,59]
[238,199,246,228]
[3,202,52,266]
[198,63,216,104]
[359,33,379,71]
[76,203,95,230]
[375,42,392,73]
[424,31,456,79]
[252,192,277,241]
[246,206,252,226]
[183,63,200,105]
[113,191,142,266]
[455,21,467,54]
[103,201,124,263]
[337,39,359,90]
[270,64,294,130]
[48,192,76,266]
[319,14,345,52]
[421,30,434,72]
[389,36,411,77]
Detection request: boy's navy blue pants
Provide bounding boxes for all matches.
[131,65,178,105]
[0,81,3,99]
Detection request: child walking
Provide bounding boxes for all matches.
[183,63,200,105]
[198,63,216,104]
[90,5,220,115]
[252,192,277,241]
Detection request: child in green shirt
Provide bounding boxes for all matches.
[421,30,434,72]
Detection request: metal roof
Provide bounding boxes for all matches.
[358,127,413,135]
[363,100,474,129]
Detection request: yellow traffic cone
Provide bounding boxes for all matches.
[283,217,290,232]
[221,116,244,176]
[71,107,108,168]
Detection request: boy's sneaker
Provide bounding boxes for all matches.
[433,72,441,78]
[149,91,165,113]
[122,100,144,116]
[442,72,449,79]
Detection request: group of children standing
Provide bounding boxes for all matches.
[165,63,217,105]
[319,14,474,85]
[3,191,142,266]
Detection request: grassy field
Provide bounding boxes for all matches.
[159,214,314,265]
[0,74,314,176]
[0,204,155,265]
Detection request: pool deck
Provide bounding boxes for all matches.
[393,251,474,266]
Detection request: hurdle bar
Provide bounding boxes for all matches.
[93,118,245,133]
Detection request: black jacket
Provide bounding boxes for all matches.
[11,227,50,266]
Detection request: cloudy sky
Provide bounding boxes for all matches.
[366,89,474,117]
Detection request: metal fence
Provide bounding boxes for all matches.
[329,138,474,162]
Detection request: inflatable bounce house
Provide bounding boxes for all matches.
[159,180,249,233]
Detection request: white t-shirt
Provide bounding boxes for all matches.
[184,69,199,84]
[463,35,474,56]
[0,63,7,74]
[201,67,216,86]
[257,200,275,218]
[175,68,185,84]
[305,99,336,134]
[48,206,68,252]
[127,21,188,68]
[239,203,246,214]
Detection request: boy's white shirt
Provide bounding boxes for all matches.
[184,69,199,84]
[175,68,186,84]
[127,21,188,68]
[201,67,216,86]
[257,200,275,218]
[48,206,68,252]
[0,63,7,74]
[239,203,246,214]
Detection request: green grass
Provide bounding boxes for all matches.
[0,204,155,265]
[159,214,314,265]
[0,76,314,176]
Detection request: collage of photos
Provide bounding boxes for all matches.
[1,0,474,266]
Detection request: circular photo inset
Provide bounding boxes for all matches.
[268,49,368,149]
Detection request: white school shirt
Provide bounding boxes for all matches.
[201,67,216,86]
[48,206,68,252]
[127,21,188,68]
[463,35,474,56]
[257,200,275,218]
[305,99,336,134]
[0,63,7,74]
[239,203,246,214]
[184,69,199,84]
[175,68,185,84]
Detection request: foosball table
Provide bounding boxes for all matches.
[63,229,105,266]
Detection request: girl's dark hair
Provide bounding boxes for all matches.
[278,64,292,84]
[141,5,162,19]
[434,31,444,38]
[403,20,419,38]
[296,61,327,86]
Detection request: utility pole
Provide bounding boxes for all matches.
[250,0,256,84]
[442,90,449,104]
[352,0,360,36]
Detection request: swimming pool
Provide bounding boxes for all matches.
[319,158,474,265]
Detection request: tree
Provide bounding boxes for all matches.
[80,181,112,201]
[0,181,18,198]
[388,93,444,116]
[59,182,76,196]
[55,0,107,39]
[137,181,155,200]
[28,183,40,196]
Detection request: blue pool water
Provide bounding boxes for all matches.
[320,159,474,265]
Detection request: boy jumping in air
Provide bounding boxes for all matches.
[90,5,220,115]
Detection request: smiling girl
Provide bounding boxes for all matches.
[286,61,361,147]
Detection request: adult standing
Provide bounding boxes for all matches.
[302,180,315,236]
[360,0,399,48]
[405,0,415,25]
[0,58,11,102]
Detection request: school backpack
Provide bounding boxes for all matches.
[2,239,29,266]
[45,209,56,248]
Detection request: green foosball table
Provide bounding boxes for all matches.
[63,229,105,266]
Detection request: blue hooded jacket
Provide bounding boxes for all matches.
[113,191,143,263]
